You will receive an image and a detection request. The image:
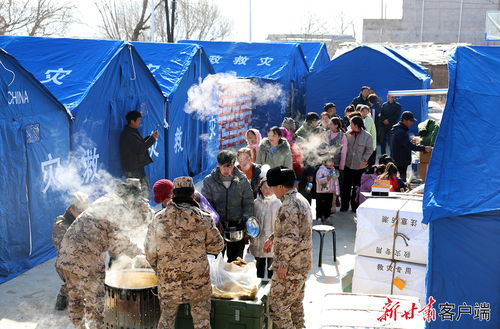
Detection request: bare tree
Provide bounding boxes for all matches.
[335,10,355,36]
[95,0,162,41]
[174,0,231,41]
[163,0,175,42]
[294,13,329,40]
[0,0,75,36]
[95,0,231,42]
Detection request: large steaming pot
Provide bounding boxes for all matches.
[104,269,161,329]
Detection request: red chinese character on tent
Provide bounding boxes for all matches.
[377,298,400,322]
[419,296,437,322]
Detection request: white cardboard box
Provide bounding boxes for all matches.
[355,197,429,264]
[352,255,427,304]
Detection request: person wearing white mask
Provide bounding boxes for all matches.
[249,166,281,279]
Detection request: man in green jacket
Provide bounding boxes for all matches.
[360,105,377,166]
[296,112,321,140]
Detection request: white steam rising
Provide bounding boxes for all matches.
[296,133,341,166]
[48,139,152,267]
[184,72,285,120]
[52,149,119,205]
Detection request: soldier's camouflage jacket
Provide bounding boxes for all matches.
[145,199,224,304]
[56,193,142,277]
[272,189,313,273]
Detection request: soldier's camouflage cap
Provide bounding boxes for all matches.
[173,176,194,189]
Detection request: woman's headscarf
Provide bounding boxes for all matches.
[246,128,262,150]
[280,127,293,145]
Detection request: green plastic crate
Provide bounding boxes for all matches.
[175,281,272,329]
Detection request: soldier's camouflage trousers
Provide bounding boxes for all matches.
[55,265,67,297]
[269,271,308,329]
[63,270,105,329]
[158,298,211,329]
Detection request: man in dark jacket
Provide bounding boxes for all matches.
[391,111,432,182]
[379,95,402,155]
[201,150,255,262]
[324,102,340,119]
[351,86,371,108]
[119,110,158,199]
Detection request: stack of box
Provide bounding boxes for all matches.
[218,78,253,149]
[352,197,428,303]
[418,150,432,182]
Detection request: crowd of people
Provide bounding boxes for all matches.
[237,85,433,221]
[51,86,433,329]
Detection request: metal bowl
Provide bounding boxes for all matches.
[223,226,244,242]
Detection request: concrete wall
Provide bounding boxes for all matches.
[363,0,500,45]
[426,64,448,89]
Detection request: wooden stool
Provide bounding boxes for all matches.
[312,225,336,267]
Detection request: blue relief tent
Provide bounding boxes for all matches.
[297,42,330,72]
[179,40,310,133]
[0,49,70,283]
[423,46,500,329]
[0,36,166,194]
[132,42,218,181]
[306,45,430,133]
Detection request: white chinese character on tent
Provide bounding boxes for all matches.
[41,153,61,193]
[233,56,250,65]
[209,56,222,65]
[257,57,274,66]
[41,68,72,85]
[147,64,160,73]
[82,148,100,184]
[174,127,184,153]
[149,139,159,158]
[208,117,217,139]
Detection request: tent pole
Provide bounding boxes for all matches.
[249,0,252,42]
[420,0,425,42]
[150,0,155,42]
[458,0,464,43]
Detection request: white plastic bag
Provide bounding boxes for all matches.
[209,253,260,299]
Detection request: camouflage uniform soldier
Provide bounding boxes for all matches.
[52,192,90,311]
[145,176,224,329]
[264,166,313,329]
[56,182,143,329]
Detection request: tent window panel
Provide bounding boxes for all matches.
[25,124,40,144]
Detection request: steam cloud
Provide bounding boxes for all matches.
[184,72,285,120]
[48,135,152,269]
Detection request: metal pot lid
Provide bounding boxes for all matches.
[246,217,260,238]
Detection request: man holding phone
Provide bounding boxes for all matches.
[120,110,158,199]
